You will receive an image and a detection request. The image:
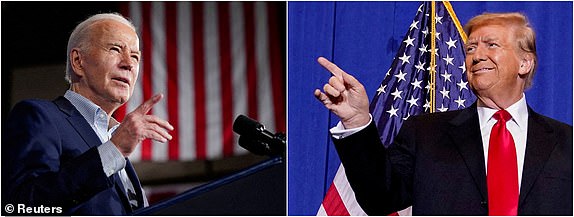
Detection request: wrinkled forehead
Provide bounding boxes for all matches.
[89,20,140,48]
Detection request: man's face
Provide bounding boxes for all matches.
[465,25,524,99]
[78,20,140,106]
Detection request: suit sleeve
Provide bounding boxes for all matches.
[2,100,115,209]
[332,121,415,215]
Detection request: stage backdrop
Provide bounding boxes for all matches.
[288,1,572,215]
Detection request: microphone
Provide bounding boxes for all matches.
[233,115,285,156]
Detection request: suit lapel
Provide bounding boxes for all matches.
[112,172,134,213]
[518,108,557,206]
[447,105,488,201]
[53,96,101,149]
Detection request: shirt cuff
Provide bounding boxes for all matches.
[330,114,373,139]
[97,141,126,177]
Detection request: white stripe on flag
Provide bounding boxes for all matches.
[204,2,223,159]
[317,205,328,216]
[151,2,168,161]
[333,164,367,216]
[230,2,249,155]
[177,1,196,161]
[255,2,276,133]
[127,1,144,162]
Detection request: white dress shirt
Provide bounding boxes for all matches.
[331,95,529,190]
[477,94,528,190]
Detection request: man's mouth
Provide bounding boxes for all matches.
[471,67,494,73]
[112,77,130,86]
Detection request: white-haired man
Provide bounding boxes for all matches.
[3,13,173,215]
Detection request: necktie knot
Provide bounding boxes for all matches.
[493,110,512,123]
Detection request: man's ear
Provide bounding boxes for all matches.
[518,53,534,76]
[70,48,85,78]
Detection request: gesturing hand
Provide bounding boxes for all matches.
[111,94,174,157]
[314,57,370,129]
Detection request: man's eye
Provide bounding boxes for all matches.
[131,55,140,61]
[466,46,475,53]
[488,43,498,48]
[110,47,121,53]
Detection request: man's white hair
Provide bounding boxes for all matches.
[65,13,137,84]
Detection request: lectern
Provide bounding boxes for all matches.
[134,156,286,215]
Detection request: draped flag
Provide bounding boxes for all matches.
[114,2,285,162]
[317,1,475,215]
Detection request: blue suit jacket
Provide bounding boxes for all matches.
[334,104,572,215]
[2,97,142,215]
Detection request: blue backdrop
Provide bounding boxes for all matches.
[288,1,573,215]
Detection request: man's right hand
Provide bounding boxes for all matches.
[111,94,174,157]
[314,57,370,129]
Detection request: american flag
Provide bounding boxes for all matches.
[318,1,475,215]
[113,2,285,162]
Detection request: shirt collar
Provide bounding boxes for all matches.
[64,90,115,129]
[477,94,529,131]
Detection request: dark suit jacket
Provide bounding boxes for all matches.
[334,104,572,215]
[2,97,144,215]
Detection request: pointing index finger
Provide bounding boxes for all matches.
[317,57,344,81]
[135,94,163,115]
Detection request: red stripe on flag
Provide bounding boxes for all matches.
[243,3,258,120]
[166,2,180,160]
[140,2,153,161]
[266,3,285,133]
[218,3,234,157]
[192,2,207,160]
[323,183,351,216]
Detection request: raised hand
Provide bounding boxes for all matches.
[314,57,370,129]
[111,94,174,157]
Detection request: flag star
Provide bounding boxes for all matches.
[385,68,392,77]
[395,70,407,82]
[403,113,411,121]
[427,64,436,73]
[387,105,399,118]
[399,53,411,65]
[435,32,441,41]
[425,81,432,93]
[423,99,431,112]
[459,62,466,74]
[437,104,449,112]
[417,4,423,13]
[403,35,415,48]
[432,47,439,56]
[442,54,454,66]
[441,71,452,82]
[446,37,457,50]
[406,96,419,108]
[435,15,443,24]
[411,78,423,90]
[455,96,466,108]
[409,20,419,31]
[440,86,450,99]
[421,27,429,38]
[415,61,426,72]
[377,84,386,95]
[391,88,403,100]
[457,79,469,91]
[456,78,468,91]
[419,44,428,55]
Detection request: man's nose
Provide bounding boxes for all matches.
[119,53,135,71]
[472,46,487,64]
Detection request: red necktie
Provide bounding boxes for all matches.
[487,110,519,215]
